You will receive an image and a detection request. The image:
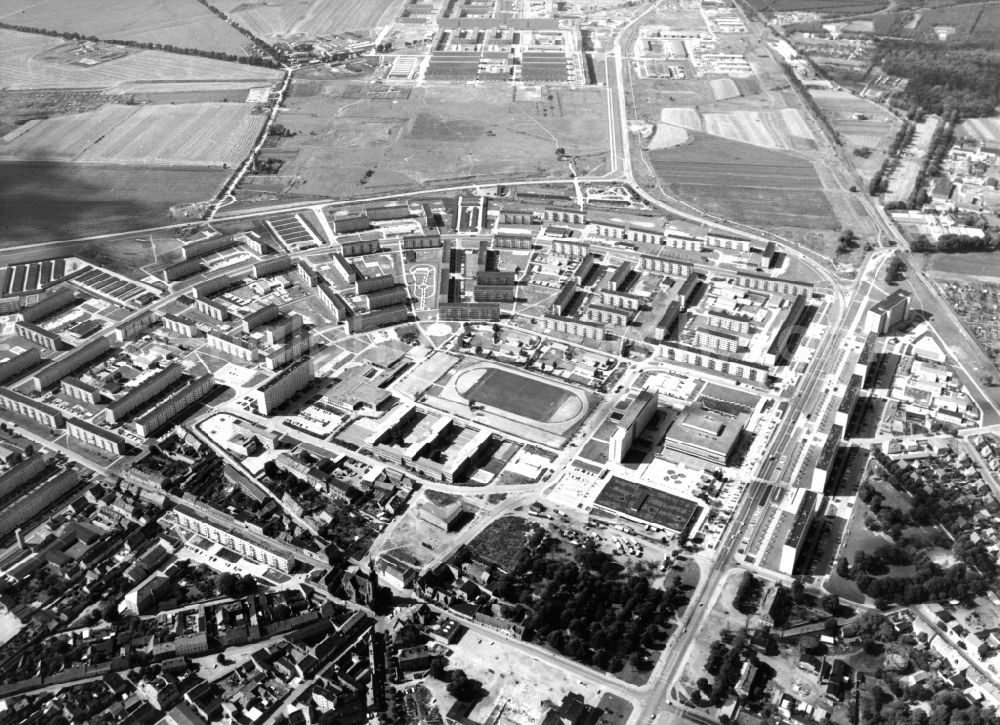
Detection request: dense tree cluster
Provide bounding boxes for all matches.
[884,254,903,284]
[875,40,1000,118]
[703,629,750,706]
[911,232,1000,253]
[493,540,685,671]
[863,686,1000,725]
[733,571,763,615]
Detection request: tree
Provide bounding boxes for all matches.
[836,557,850,579]
[216,572,238,597]
[697,677,712,694]
[447,669,474,700]
[790,578,805,604]
[546,630,566,652]
[429,656,447,680]
[821,594,841,615]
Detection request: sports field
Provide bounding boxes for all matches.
[0,29,279,91]
[0,0,250,55]
[461,368,575,423]
[1,103,264,167]
[0,161,227,242]
[213,0,404,39]
[650,132,837,230]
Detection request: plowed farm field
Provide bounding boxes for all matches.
[213,0,405,39]
[0,0,251,55]
[650,132,837,230]
[0,161,227,243]
[0,29,280,91]
[0,103,265,167]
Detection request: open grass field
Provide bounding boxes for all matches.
[0,29,280,91]
[1,103,265,167]
[213,0,404,39]
[0,0,250,55]
[459,367,576,423]
[261,81,607,197]
[927,252,1000,281]
[0,161,227,242]
[649,132,837,230]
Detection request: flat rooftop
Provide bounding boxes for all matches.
[664,402,746,457]
[786,490,818,549]
[594,476,702,533]
[870,289,910,315]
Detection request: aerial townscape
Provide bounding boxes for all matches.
[4,0,1000,723]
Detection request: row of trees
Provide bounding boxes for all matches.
[911,232,1000,253]
[905,110,959,209]
[194,0,280,63]
[0,21,280,67]
[869,120,916,196]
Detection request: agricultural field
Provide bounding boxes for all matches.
[0,29,280,91]
[959,117,1000,144]
[212,0,405,40]
[647,124,689,150]
[745,0,887,12]
[649,132,838,230]
[658,107,816,150]
[872,3,1000,43]
[0,161,227,243]
[1,103,265,167]
[250,80,607,198]
[0,0,250,56]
